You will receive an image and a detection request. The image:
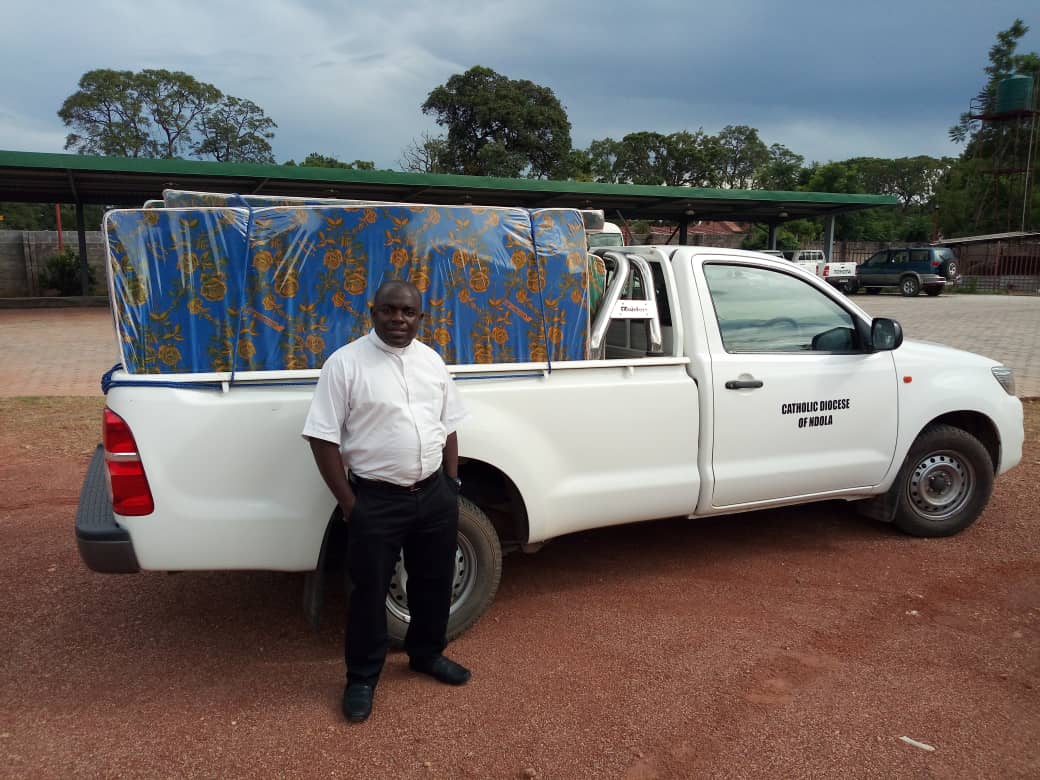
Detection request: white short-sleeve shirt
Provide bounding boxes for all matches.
[302,331,467,485]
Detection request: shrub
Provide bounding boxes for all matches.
[39,248,95,296]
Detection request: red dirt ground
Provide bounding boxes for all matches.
[0,397,1037,779]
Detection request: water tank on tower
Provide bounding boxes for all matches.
[995,74,1035,115]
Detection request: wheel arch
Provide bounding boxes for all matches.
[457,458,529,551]
[899,272,923,290]
[923,410,1000,473]
[859,409,1001,527]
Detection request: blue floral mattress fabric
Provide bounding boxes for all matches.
[104,200,593,373]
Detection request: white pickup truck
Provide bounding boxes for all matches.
[767,249,859,293]
[76,244,1024,642]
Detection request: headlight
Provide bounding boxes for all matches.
[991,366,1016,395]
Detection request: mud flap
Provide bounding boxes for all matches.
[301,520,335,630]
[855,488,898,523]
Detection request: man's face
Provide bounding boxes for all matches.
[371,285,423,348]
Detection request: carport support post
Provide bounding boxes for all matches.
[823,215,835,261]
[679,221,688,244]
[76,202,89,295]
[767,222,778,249]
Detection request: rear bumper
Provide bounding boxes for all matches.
[75,445,140,573]
[824,275,858,292]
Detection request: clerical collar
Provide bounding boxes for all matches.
[369,330,413,356]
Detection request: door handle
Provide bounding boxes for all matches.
[725,379,764,389]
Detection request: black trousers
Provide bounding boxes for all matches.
[345,470,459,686]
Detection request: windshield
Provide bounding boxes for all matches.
[588,232,624,247]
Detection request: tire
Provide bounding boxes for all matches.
[891,424,994,537]
[866,287,881,295]
[924,286,942,297]
[376,496,502,646]
[843,279,859,295]
[900,276,921,297]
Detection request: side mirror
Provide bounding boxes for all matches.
[870,317,903,351]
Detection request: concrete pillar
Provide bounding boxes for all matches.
[823,215,836,261]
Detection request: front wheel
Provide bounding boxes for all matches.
[900,276,921,296]
[383,496,502,645]
[892,425,994,537]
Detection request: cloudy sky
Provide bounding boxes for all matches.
[2,1,1037,169]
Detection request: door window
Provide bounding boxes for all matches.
[862,251,888,268]
[704,264,858,353]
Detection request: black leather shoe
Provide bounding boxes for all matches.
[409,655,471,686]
[342,682,373,722]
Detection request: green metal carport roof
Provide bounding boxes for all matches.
[0,149,897,224]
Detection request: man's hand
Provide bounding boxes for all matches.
[307,437,357,522]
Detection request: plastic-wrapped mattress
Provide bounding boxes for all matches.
[104,200,592,373]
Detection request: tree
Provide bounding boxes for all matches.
[614,131,670,184]
[715,125,769,188]
[756,144,805,190]
[283,153,375,170]
[398,133,450,173]
[850,156,951,210]
[58,68,277,162]
[661,129,722,187]
[194,96,276,163]
[583,137,623,183]
[0,202,105,231]
[950,19,1039,145]
[943,19,1040,233]
[581,130,722,187]
[421,66,572,178]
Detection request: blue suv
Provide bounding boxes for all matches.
[856,247,960,297]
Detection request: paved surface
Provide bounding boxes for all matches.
[0,309,118,397]
[854,293,1040,398]
[0,295,1037,397]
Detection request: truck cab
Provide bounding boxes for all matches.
[586,220,624,248]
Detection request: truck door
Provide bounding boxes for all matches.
[698,262,898,507]
[857,250,889,287]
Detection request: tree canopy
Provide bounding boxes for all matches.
[58,68,277,163]
[421,66,572,178]
[283,153,376,170]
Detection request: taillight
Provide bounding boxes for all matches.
[103,408,154,516]
[932,259,940,268]
[822,265,830,276]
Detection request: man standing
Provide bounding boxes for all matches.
[303,280,470,723]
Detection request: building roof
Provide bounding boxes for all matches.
[0,149,898,224]
[934,231,1040,245]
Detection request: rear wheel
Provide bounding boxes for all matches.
[900,276,921,296]
[843,279,859,295]
[891,425,994,537]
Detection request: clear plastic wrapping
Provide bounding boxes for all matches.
[105,199,592,373]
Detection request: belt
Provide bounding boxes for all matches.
[350,469,440,493]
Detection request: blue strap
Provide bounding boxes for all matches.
[526,210,552,374]
[100,363,122,394]
[228,194,257,386]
